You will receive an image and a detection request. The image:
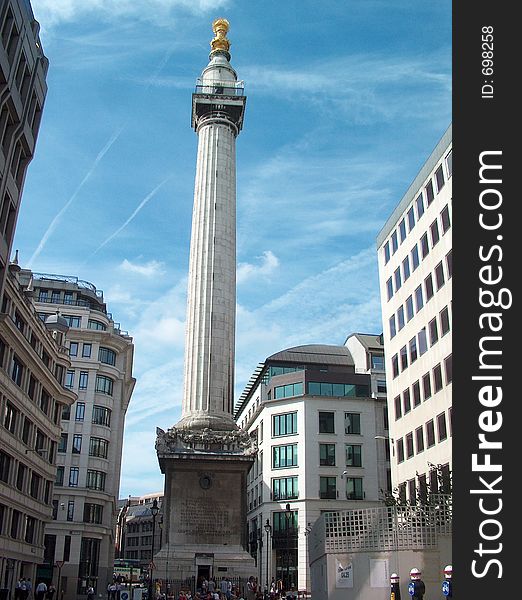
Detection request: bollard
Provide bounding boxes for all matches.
[390,573,401,600]
[407,568,425,600]
[442,565,452,598]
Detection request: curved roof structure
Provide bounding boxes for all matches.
[267,343,354,366]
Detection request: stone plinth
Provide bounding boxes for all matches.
[154,427,256,580]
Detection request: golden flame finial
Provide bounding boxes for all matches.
[210,18,230,55]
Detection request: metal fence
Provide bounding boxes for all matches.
[156,577,245,597]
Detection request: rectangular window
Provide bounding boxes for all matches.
[82,343,92,358]
[319,443,336,466]
[92,406,111,427]
[407,206,416,231]
[441,205,451,233]
[55,466,64,486]
[83,503,103,524]
[72,434,82,454]
[95,375,114,396]
[391,231,398,254]
[67,500,75,522]
[409,337,418,364]
[389,315,396,338]
[403,388,411,414]
[411,245,420,270]
[425,273,434,302]
[429,318,439,346]
[420,233,429,258]
[444,354,453,384]
[386,277,393,301]
[65,370,74,388]
[344,413,361,434]
[400,345,408,371]
[397,439,404,463]
[346,477,363,500]
[318,412,335,433]
[79,371,88,390]
[394,395,402,420]
[273,412,297,436]
[423,373,432,400]
[89,437,109,459]
[415,285,424,311]
[272,476,298,501]
[416,193,425,218]
[435,164,445,191]
[345,444,362,467]
[433,363,443,392]
[384,242,390,264]
[397,306,405,331]
[88,319,107,331]
[11,355,24,386]
[394,267,402,292]
[406,432,414,458]
[406,295,414,321]
[86,470,106,491]
[75,402,85,421]
[69,467,79,487]
[415,426,425,453]
[272,444,298,469]
[402,256,410,281]
[430,219,440,246]
[418,327,428,355]
[392,354,399,378]
[69,342,78,357]
[399,218,406,243]
[320,476,337,499]
[426,420,436,447]
[58,433,68,453]
[98,347,116,366]
[437,413,448,442]
[371,354,384,370]
[64,315,81,328]
[412,380,421,407]
[425,179,435,205]
[446,249,453,278]
[435,261,445,289]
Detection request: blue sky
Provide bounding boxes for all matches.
[14,0,451,498]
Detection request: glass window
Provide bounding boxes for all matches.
[416,427,424,453]
[89,437,109,459]
[407,206,416,231]
[92,406,111,427]
[435,261,445,289]
[345,444,362,467]
[99,347,116,366]
[437,413,448,441]
[386,277,393,301]
[425,273,434,301]
[426,420,436,447]
[320,476,337,499]
[79,371,88,390]
[430,219,440,247]
[64,315,81,328]
[446,250,453,278]
[423,373,432,400]
[344,413,361,435]
[272,476,298,501]
[409,337,418,363]
[394,267,402,292]
[415,285,424,311]
[75,403,85,421]
[400,346,408,371]
[346,477,363,500]
[399,219,406,243]
[412,381,421,407]
[69,342,78,357]
[87,319,107,330]
[406,432,414,458]
[411,244,420,270]
[394,395,402,420]
[397,306,405,331]
[389,316,396,340]
[65,370,74,388]
[95,375,114,396]
[274,382,303,400]
[406,295,414,321]
[272,444,298,468]
[55,466,64,486]
[440,306,451,335]
[384,242,390,264]
[441,205,451,233]
[416,193,425,219]
[72,435,82,454]
[402,256,410,281]
[371,354,385,370]
[403,389,411,414]
[433,364,443,392]
[397,439,404,463]
[58,433,68,453]
[445,354,453,384]
[86,470,106,491]
[319,412,335,433]
[420,233,429,258]
[429,318,439,346]
[69,467,79,487]
[446,149,453,177]
[392,354,399,378]
[391,231,398,254]
[425,179,435,205]
[435,164,445,192]
[319,443,336,466]
[418,327,428,355]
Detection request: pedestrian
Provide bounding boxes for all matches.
[26,579,33,600]
[246,578,256,600]
[36,581,47,600]
[46,585,56,600]
[87,586,95,600]
[226,579,232,600]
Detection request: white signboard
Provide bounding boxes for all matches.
[335,559,353,588]
[370,559,389,588]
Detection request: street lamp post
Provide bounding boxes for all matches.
[264,519,272,595]
[148,499,159,600]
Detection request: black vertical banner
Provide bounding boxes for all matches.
[453,2,516,598]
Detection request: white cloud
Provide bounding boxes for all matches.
[237,250,279,284]
[120,258,166,277]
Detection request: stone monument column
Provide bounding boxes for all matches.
[155,19,256,585]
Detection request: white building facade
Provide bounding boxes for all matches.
[24,272,135,600]
[376,125,452,502]
[234,338,389,594]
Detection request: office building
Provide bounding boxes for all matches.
[376,125,452,502]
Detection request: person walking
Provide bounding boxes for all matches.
[35,581,47,600]
[46,584,56,600]
[87,586,95,600]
